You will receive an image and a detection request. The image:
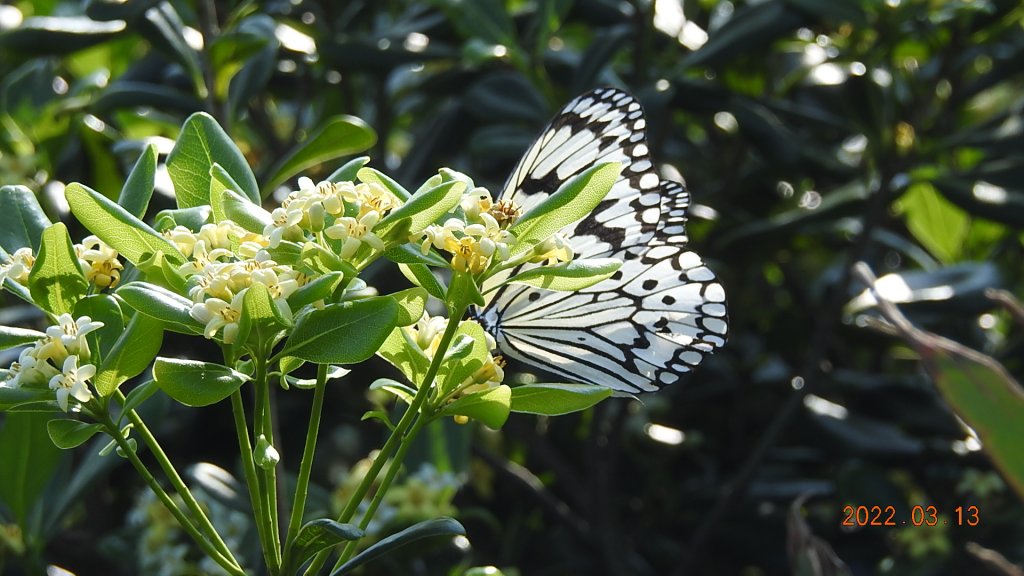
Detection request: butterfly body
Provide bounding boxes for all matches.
[472,87,728,394]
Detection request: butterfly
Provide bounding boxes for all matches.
[470,87,728,394]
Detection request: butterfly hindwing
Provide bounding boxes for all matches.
[476,87,728,393]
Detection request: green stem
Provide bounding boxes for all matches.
[232,388,274,573]
[303,302,467,576]
[116,392,240,568]
[105,420,245,576]
[335,409,432,567]
[253,354,283,573]
[281,363,329,573]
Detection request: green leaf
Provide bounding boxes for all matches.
[46,419,104,449]
[503,258,622,291]
[95,313,164,397]
[898,182,968,264]
[438,321,489,396]
[153,206,213,232]
[0,413,63,525]
[399,263,447,300]
[368,377,417,404]
[385,244,450,267]
[392,287,428,326]
[211,166,272,232]
[121,379,159,416]
[288,518,364,573]
[0,388,54,411]
[287,271,346,310]
[377,328,430,385]
[0,326,44,351]
[118,144,157,219]
[116,282,204,335]
[281,297,400,364]
[262,116,378,195]
[376,180,466,238]
[509,383,613,415]
[448,271,484,308]
[327,157,371,183]
[441,385,511,429]
[167,112,259,208]
[153,358,250,407]
[509,162,622,255]
[236,282,289,349]
[356,167,411,201]
[331,517,466,576]
[29,223,88,316]
[0,185,51,253]
[65,183,185,266]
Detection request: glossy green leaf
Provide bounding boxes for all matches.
[399,263,447,300]
[509,383,613,415]
[441,385,511,429]
[377,328,430,385]
[376,180,466,238]
[356,167,411,201]
[65,183,185,266]
[0,185,51,253]
[327,157,371,183]
[262,116,377,195]
[153,358,250,407]
[0,387,54,411]
[118,144,157,219]
[438,321,489,396]
[288,518,364,573]
[153,206,213,233]
[0,413,63,525]
[392,287,428,326]
[331,517,466,576]
[95,313,164,396]
[167,112,259,208]
[121,379,159,417]
[281,297,400,364]
[29,223,88,316]
[503,258,622,291]
[211,165,272,232]
[46,419,104,449]
[0,326,44,351]
[236,282,289,349]
[509,162,622,254]
[116,282,204,335]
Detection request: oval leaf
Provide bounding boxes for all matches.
[331,517,466,576]
[0,185,51,253]
[503,258,622,291]
[509,383,613,416]
[281,297,400,364]
[441,385,512,429]
[262,116,377,195]
[117,282,203,334]
[289,518,364,572]
[46,419,104,449]
[167,112,259,207]
[29,223,88,316]
[153,358,250,407]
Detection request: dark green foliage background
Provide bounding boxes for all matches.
[2,0,1024,575]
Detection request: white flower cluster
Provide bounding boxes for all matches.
[262,176,396,260]
[417,187,518,274]
[1,314,104,412]
[163,221,302,345]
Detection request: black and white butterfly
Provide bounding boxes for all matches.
[471,87,728,394]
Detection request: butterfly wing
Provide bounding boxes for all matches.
[475,89,728,393]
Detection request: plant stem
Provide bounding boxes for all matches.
[281,363,329,573]
[335,409,431,567]
[105,420,245,576]
[232,388,274,573]
[253,354,283,573]
[304,303,467,575]
[116,392,240,568]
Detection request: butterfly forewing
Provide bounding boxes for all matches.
[476,87,728,393]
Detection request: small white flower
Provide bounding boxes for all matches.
[178,240,234,276]
[460,187,493,220]
[264,206,304,248]
[0,247,35,287]
[163,226,199,257]
[531,232,574,264]
[190,291,246,344]
[196,221,244,251]
[325,210,385,260]
[76,235,124,288]
[48,355,96,412]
